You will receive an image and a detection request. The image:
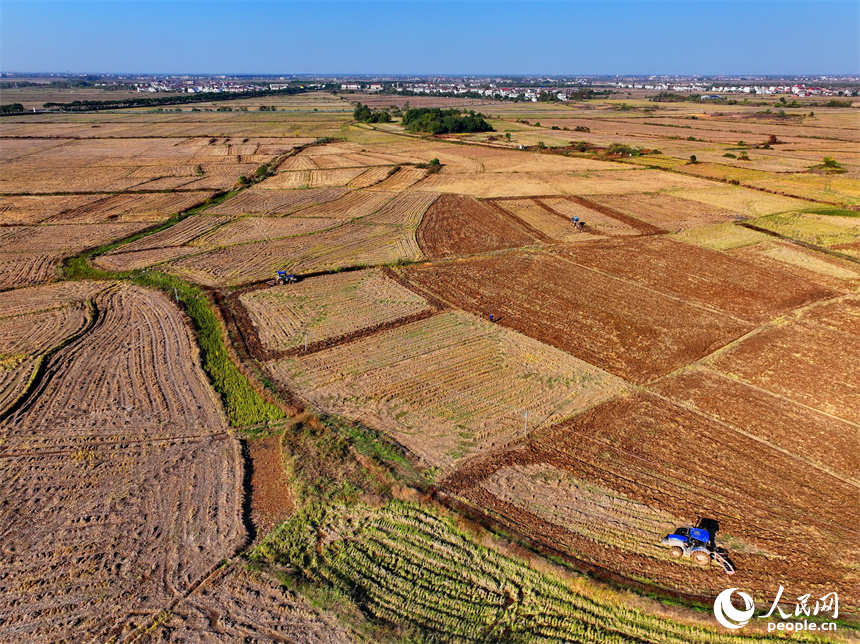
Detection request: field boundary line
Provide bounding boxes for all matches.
[0,296,102,424]
[737,221,860,265]
[647,388,860,490]
[686,291,851,371]
[536,246,754,328]
[483,199,555,244]
[702,366,860,432]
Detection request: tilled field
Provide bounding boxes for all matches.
[416,193,542,258]
[490,198,601,243]
[540,196,663,236]
[442,392,860,607]
[545,236,835,324]
[651,366,859,483]
[729,240,860,291]
[267,310,623,469]
[709,298,860,424]
[403,251,750,383]
[586,193,742,230]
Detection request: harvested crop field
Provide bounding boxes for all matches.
[361,190,439,227]
[0,222,151,254]
[240,268,434,354]
[0,302,91,415]
[107,214,232,254]
[2,283,226,441]
[268,311,623,469]
[0,280,106,319]
[586,193,742,230]
[94,246,202,272]
[0,281,248,643]
[192,215,342,248]
[443,392,860,606]
[0,253,62,289]
[43,191,216,223]
[309,168,367,187]
[167,220,423,286]
[295,189,394,219]
[366,167,426,191]
[347,166,395,188]
[403,251,750,383]
[0,434,245,644]
[207,186,348,216]
[141,566,355,644]
[0,194,107,224]
[539,196,663,236]
[490,198,600,243]
[709,299,860,424]
[546,236,835,324]
[417,194,542,258]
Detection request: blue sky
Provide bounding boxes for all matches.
[2,1,858,75]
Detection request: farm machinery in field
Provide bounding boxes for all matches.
[661,526,736,575]
[268,271,299,286]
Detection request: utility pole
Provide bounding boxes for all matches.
[524,410,529,438]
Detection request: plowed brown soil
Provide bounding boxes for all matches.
[546,236,835,324]
[443,392,860,609]
[416,194,540,258]
[248,436,294,537]
[403,251,750,383]
[710,303,860,424]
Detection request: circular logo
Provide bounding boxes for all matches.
[714,588,755,629]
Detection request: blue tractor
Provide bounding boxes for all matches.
[661,526,736,575]
[275,271,298,285]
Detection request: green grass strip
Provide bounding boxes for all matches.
[132,271,284,427]
[62,189,240,281]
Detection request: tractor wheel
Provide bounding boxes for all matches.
[693,551,711,566]
[669,546,684,559]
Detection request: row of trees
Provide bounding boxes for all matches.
[401,108,493,134]
[39,86,305,112]
[1,103,25,115]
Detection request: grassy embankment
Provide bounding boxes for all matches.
[62,191,284,427]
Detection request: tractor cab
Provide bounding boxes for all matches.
[661,525,736,574]
[275,271,298,285]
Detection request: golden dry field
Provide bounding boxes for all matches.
[1,88,858,643]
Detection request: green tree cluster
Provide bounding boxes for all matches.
[353,102,392,123]
[401,107,493,134]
